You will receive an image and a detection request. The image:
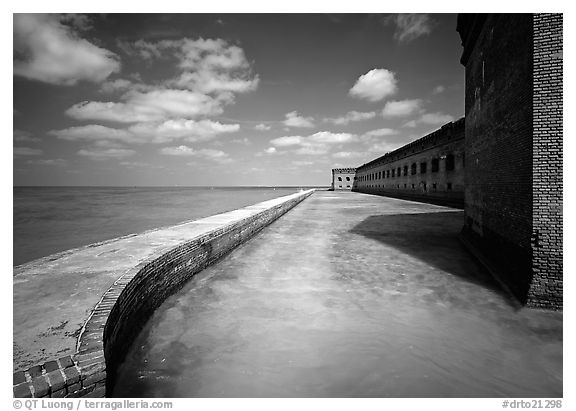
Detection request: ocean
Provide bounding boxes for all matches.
[13,186,304,267]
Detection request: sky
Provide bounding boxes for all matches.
[13,13,465,187]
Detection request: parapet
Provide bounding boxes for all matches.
[13,189,315,398]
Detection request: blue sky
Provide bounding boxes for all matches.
[13,13,465,186]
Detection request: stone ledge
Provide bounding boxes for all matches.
[14,189,314,398]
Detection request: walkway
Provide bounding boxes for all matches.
[113,191,563,398]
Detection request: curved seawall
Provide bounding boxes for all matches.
[13,189,314,398]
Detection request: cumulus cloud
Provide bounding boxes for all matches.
[254,123,271,131]
[122,38,259,95]
[14,147,43,156]
[283,111,315,128]
[332,151,365,159]
[388,14,434,43]
[160,145,196,156]
[362,128,398,138]
[67,89,228,123]
[14,14,120,85]
[77,148,135,160]
[309,131,357,144]
[264,147,277,154]
[270,136,304,147]
[49,125,137,143]
[349,69,398,102]
[14,129,40,143]
[270,131,358,157]
[128,119,239,143]
[50,119,239,145]
[382,99,423,117]
[324,111,376,125]
[404,112,454,127]
[161,145,231,163]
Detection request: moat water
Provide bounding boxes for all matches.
[112,192,562,398]
[13,186,301,266]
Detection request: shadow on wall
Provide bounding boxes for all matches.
[348,211,514,306]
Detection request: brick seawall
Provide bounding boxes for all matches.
[13,189,314,398]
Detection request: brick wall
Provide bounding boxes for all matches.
[353,119,465,208]
[13,190,314,397]
[458,14,562,309]
[529,14,563,309]
[459,14,535,303]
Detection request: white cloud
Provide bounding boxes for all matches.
[382,99,423,117]
[324,111,376,125]
[270,131,358,157]
[160,145,196,156]
[432,85,445,94]
[161,145,231,163]
[14,147,43,156]
[349,69,397,102]
[14,129,40,143]
[49,125,137,143]
[254,124,271,131]
[390,14,434,43]
[283,111,315,128]
[270,136,304,147]
[66,89,227,123]
[14,14,120,85]
[128,119,239,143]
[368,141,402,154]
[50,119,239,145]
[362,128,398,137]
[77,148,135,160]
[308,131,357,144]
[404,112,454,127]
[332,151,365,159]
[124,38,259,96]
[264,147,277,154]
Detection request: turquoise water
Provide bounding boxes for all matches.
[13,186,302,266]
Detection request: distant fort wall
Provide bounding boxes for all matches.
[13,190,314,398]
[331,168,357,190]
[353,118,465,208]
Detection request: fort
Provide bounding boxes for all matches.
[351,118,465,208]
[333,13,563,311]
[331,168,357,190]
[13,13,562,398]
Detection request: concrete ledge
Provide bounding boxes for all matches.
[14,189,314,397]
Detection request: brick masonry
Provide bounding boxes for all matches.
[13,190,314,397]
[353,118,465,208]
[529,14,563,309]
[457,14,562,309]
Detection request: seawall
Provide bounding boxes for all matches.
[13,189,314,398]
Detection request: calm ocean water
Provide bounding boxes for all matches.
[13,186,303,267]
